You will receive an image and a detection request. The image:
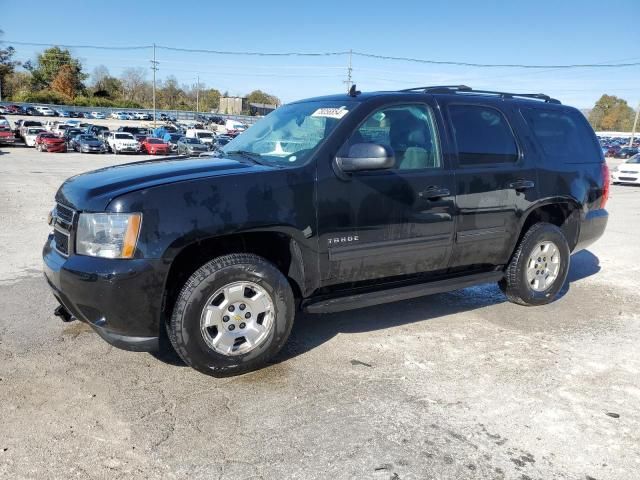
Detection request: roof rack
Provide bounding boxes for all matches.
[399,85,561,104]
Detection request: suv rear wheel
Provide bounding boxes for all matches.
[499,222,570,306]
[167,253,295,377]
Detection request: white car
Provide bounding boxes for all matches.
[185,129,215,146]
[51,124,71,137]
[24,127,46,146]
[611,155,640,185]
[106,132,140,153]
[35,106,56,116]
[90,111,106,119]
[44,120,59,131]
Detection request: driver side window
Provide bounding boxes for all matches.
[345,104,441,170]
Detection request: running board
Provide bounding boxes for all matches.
[303,271,504,314]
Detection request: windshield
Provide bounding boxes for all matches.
[115,133,134,139]
[148,138,164,144]
[197,132,213,138]
[627,154,640,164]
[222,101,353,165]
[183,138,201,144]
[80,135,97,141]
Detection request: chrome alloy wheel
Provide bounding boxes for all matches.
[526,241,561,292]
[200,281,275,356]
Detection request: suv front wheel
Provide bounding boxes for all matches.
[499,222,570,306]
[167,253,295,376]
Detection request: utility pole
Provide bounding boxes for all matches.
[0,78,3,102]
[343,49,353,93]
[630,102,640,147]
[150,43,159,127]
[196,74,200,113]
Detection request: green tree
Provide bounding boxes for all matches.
[589,94,635,131]
[246,89,280,106]
[0,30,19,99]
[158,76,183,109]
[201,88,221,111]
[25,46,87,92]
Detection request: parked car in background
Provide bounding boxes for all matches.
[0,106,7,114]
[71,134,107,153]
[185,129,216,147]
[611,154,640,184]
[19,120,44,138]
[177,136,208,155]
[0,125,16,145]
[117,126,151,142]
[25,106,40,116]
[4,105,24,114]
[35,132,67,152]
[85,125,110,137]
[163,132,182,151]
[605,145,621,157]
[24,127,47,146]
[618,147,639,159]
[51,124,71,137]
[63,128,85,144]
[57,110,71,118]
[224,119,248,137]
[35,106,57,116]
[211,134,233,151]
[140,137,171,155]
[106,132,140,153]
[44,120,59,131]
[89,112,106,120]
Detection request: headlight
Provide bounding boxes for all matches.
[76,213,142,259]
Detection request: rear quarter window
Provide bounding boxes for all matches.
[520,107,602,163]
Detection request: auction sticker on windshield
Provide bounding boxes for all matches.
[311,107,349,119]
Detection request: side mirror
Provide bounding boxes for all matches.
[335,143,395,172]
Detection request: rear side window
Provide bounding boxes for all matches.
[448,105,518,166]
[520,107,601,163]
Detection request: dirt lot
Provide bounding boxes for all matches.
[0,146,639,480]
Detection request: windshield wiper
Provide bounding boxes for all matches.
[225,150,267,165]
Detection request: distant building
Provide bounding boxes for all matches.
[249,103,278,116]
[218,97,248,115]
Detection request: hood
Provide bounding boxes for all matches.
[56,156,274,211]
[188,144,209,150]
[81,139,103,146]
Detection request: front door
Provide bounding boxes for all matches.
[317,102,456,284]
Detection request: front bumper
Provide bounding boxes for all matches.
[44,144,67,152]
[574,209,608,252]
[43,234,167,352]
[611,171,640,184]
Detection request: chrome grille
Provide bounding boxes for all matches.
[53,203,76,256]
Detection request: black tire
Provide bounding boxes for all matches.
[168,253,295,377]
[499,222,570,306]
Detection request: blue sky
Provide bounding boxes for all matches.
[1,0,639,108]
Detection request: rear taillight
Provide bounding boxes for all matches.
[601,163,610,209]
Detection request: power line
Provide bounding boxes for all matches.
[4,40,640,69]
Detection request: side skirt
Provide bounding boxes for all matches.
[303,271,504,314]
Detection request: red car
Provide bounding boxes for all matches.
[35,132,67,153]
[140,137,171,155]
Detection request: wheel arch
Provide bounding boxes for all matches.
[160,230,310,327]
[511,198,582,259]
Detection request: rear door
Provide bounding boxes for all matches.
[439,101,539,268]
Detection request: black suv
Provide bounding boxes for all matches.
[43,86,609,376]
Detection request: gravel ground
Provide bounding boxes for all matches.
[0,146,639,480]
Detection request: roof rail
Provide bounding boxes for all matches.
[399,85,561,104]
